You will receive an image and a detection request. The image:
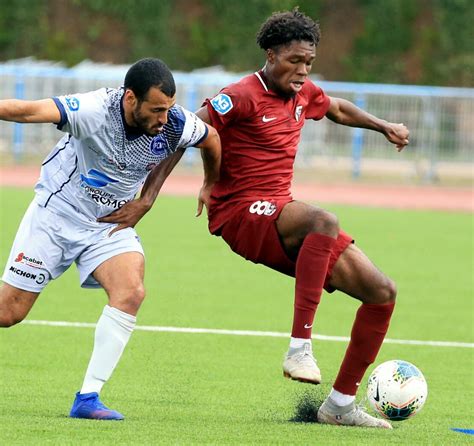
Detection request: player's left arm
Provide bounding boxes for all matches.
[325,96,410,152]
[194,123,221,217]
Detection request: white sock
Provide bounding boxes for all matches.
[80,305,136,394]
[329,387,356,406]
[289,337,311,349]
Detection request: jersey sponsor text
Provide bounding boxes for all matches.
[249,200,277,216]
[15,252,43,268]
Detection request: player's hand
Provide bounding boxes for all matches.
[384,122,410,152]
[97,199,151,236]
[196,183,212,217]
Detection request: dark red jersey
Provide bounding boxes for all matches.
[204,70,330,232]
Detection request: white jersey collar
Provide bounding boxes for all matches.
[254,71,269,92]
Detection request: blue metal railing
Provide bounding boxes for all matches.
[1,63,473,178]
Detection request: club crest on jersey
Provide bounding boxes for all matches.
[295,105,303,122]
[210,94,233,115]
[150,135,168,156]
[65,96,80,111]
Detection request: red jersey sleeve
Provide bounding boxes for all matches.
[203,84,252,132]
[304,81,331,121]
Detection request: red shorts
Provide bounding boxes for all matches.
[209,198,353,292]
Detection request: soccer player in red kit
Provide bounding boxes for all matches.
[103,9,409,428]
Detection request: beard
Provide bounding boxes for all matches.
[131,106,162,136]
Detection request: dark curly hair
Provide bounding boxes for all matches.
[256,8,320,50]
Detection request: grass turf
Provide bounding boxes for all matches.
[0,188,473,444]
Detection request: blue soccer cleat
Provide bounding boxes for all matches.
[69,391,124,420]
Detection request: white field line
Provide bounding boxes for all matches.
[21,319,473,349]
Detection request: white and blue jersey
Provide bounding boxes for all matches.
[34,87,208,225]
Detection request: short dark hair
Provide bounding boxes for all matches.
[124,58,176,101]
[256,8,321,50]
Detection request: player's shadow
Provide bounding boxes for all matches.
[289,385,326,423]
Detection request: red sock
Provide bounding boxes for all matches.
[291,233,337,339]
[333,302,395,395]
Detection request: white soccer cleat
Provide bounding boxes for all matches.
[283,342,321,384]
[317,397,392,429]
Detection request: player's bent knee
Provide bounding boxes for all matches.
[310,209,339,237]
[380,277,397,304]
[0,309,24,327]
[133,283,146,306]
[322,210,339,232]
[110,283,146,315]
[0,285,37,327]
[126,284,146,311]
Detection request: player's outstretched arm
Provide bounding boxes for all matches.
[325,96,410,152]
[0,98,61,124]
[97,148,186,234]
[194,124,221,217]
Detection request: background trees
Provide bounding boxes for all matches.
[1,0,472,86]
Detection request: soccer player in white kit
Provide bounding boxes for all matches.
[0,58,221,420]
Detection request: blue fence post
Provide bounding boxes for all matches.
[426,97,439,182]
[13,72,25,162]
[351,93,366,179]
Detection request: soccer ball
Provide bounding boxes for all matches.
[367,360,428,421]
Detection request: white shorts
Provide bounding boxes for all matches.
[1,201,144,292]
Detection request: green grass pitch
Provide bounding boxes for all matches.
[0,187,473,444]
